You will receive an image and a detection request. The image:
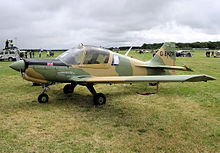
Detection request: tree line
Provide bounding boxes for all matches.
[109,41,220,50]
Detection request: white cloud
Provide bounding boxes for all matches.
[0,0,220,49]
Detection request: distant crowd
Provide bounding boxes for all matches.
[205,50,219,58]
[5,39,54,59]
[20,50,54,59]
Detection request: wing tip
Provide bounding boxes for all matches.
[186,74,216,82]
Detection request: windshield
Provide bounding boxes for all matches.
[57,46,84,65]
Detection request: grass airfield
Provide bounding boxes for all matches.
[0,50,219,152]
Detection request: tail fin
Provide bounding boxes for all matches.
[150,42,176,66]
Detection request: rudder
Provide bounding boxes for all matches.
[150,42,176,66]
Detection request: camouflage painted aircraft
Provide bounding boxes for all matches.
[9,42,215,105]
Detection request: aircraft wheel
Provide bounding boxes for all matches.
[8,57,13,62]
[63,84,74,94]
[93,93,106,105]
[38,93,49,103]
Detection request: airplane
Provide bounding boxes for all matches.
[9,42,216,105]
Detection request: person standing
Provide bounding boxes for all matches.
[32,51,35,58]
[39,50,42,58]
[211,51,214,56]
[25,51,28,58]
[5,40,9,49]
[47,51,50,57]
[29,51,32,58]
[10,40,14,48]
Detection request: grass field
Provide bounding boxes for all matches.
[0,50,219,152]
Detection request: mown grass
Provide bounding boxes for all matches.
[0,50,219,152]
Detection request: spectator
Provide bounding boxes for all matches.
[5,40,9,49]
[29,51,32,58]
[25,52,28,58]
[10,40,14,48]
[206,50,210,57]
[47,51,50,57]
[211,51,214,56]
[39,50,42,58]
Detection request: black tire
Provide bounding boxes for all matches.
[93,93,106,105]
[63,84,74,94]
[8,57,13,62]
[149,83,157,86]
[38,93,49,103]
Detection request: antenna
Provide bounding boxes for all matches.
[125,46,132,56]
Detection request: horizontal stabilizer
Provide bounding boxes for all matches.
[71,75,216,83]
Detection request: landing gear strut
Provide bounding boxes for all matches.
[38,85,49,103]
[86,84,106,105]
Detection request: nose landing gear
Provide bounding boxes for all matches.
[38,93,49,103]
[38,85,50,103]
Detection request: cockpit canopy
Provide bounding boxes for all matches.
[57,45,110,65]
[57,46,84,65]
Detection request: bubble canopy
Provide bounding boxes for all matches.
[57,45,110,65]
[57,46,84,65]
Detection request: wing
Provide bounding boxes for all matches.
[70,75,216,83]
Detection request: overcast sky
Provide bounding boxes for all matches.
[0,0,219,49]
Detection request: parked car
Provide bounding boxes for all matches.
[0,48,19,61]
[176,50,192,57]
[215,51,220,58]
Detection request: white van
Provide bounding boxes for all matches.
[0,48,18,61]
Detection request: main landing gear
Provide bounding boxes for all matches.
[37,83,106,105]
[63,83,106,105]
[86,84,106,105]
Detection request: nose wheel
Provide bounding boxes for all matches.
[38,93,49,103]
[38,85,50,103]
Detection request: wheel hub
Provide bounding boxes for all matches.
[98,97,104,103]
[41,97,47,102]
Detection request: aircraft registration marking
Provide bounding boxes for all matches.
[160,51,175,57]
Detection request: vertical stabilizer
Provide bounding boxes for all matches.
[150,42,176,66]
